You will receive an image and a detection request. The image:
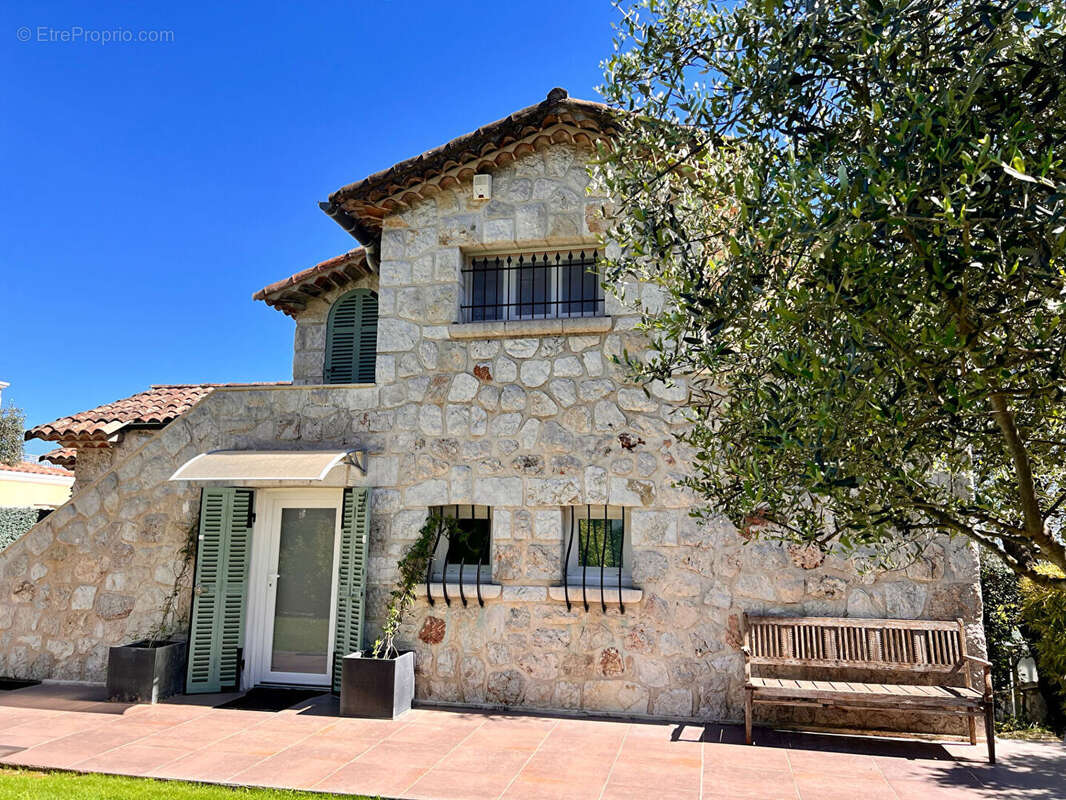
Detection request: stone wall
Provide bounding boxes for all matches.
[0,141,984,734]
[71,430,157,493]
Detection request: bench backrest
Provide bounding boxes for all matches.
[742,615,968,673]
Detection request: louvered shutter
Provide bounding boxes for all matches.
[332,487,371,692]
[325,290,378,384]
[186,488,254,694]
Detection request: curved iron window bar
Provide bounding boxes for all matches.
[425,505,489,608]
[563,505,626,614]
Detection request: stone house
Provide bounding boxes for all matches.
[2,89,983,728]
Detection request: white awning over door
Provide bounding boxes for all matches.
[168,450,359,482]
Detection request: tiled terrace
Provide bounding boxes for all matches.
[0,683,1063,800]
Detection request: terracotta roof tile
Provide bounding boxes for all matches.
[322,88,620,242]
[26,382,289,445]
[40,448,76,469]
[0,461,73,478]
[253,249,371,318]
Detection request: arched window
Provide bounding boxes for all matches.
[324,289,378,384]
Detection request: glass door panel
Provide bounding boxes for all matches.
[270,507,336,676]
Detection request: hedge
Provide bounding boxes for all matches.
[0,506,38,551]
[1020,564,1066,723]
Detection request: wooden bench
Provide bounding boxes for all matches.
[741,614,995,762]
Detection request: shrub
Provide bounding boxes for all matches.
[1020,564,1066,723]
[0,507,38,551]
[981,553,1027,696]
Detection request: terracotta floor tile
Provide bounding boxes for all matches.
[702,743,793,771]
[313,760,429,796]
[601,782,700,800]
[274,733,376,762]
[537,733,625,758]
[501,773,609,800]
[607,758,702,791]
[522,748,616,774]
[211,728,304,756]
[253,714,338,735]
[328,716,412,739]
[72,742,190,776]
[0,712,100,745]
[406,765,518,800]
[445,744,534,774]
[888,778,981,799]
[229,753,349,789]
[149,748,269,782]
[793,772,898,800]
[0,726,149,768]
[787,748,886,776]
[358,737,460,767]
[389,719,486,743]
[702,771,800,800]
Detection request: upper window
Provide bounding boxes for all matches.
[461,250,604,323]
[324,289,378,384]
[564,505,632,586]
[430,505,492,581]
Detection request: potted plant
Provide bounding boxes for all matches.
[340,512,459,718]
[107,523,194,703]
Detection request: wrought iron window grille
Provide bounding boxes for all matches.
[425,505,490,608]
[563,505,628,614]
[461,250,604,323]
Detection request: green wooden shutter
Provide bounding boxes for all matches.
[332,487,371,692]
[356,292,378,383]
[186,488,254,694]
[325,290,378,384]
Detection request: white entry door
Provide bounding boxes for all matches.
[248,490,343,687]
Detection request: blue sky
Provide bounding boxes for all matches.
[1,1,613,456]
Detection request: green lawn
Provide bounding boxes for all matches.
[0,768,377,799]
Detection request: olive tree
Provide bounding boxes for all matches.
[0,407,24,467]
[598,0,1066,585]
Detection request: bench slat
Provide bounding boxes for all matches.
[746,677,982,708]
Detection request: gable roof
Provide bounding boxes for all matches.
[26,382,288,446]
[321,88,619,243]
[253,248,372,318]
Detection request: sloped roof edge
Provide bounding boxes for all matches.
[253,248,371,318]
[26,382,289,445]
[324,88,619,240]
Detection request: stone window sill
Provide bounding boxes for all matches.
[448,316,612,340]
[426,581,502,600]
[422,582,643,605]
[548,586,644,605]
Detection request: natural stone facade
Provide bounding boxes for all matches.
[0,141,983,733]
[70,430,156,493]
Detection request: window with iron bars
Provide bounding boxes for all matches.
[429,505,491,581]
[461,250,604,323]
[562,505,633,613]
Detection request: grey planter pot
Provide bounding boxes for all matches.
[340,650,414,719]
[107,640,186,703]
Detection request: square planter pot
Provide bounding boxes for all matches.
[107,640,186,703]
[340,650,414,719]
